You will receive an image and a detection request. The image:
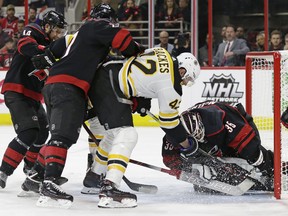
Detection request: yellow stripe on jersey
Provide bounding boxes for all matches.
[98,147,108,157]
[88,134,103,148]
[121,57,135,98]
[95,147,108,165]
[159,111,179,118]
[65,34,74,47]
[107,164,126,173]
[159,119,180,128]
[95,134,104,140]
[109,154,130,163]
[159,111,180,129]
[95,157,107,165]
[88,142,97,148]
[107,154,129,173]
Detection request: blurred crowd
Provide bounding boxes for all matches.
[1,0,288,68]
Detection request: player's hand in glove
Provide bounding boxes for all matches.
[28,69,49,81]
[135,41,146,54]
[131,97,151,117]
[281,107,288,128]
[180,136,199,160]
[31,48,55,69]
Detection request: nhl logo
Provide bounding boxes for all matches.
[202,74,243,104]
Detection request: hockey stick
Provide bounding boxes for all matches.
[128,158,253,196]
[82,123,158,194]
[122,173,158,194]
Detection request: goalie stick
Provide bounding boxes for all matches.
[82,123,158,194]
[128,158,254,196]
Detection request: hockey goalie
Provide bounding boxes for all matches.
[162,100,274,194]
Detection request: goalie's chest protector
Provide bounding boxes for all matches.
[194,105,225,136]
[195,104,248,141]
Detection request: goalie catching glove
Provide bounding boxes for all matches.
[131,97,151,117]
[31,48,56,69]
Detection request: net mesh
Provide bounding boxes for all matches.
[249,51,288,198]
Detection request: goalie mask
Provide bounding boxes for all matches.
[180,110,205,142]
[177,52,200,87]
[90,3,118,25]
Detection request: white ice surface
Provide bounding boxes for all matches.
[0,125,288,216]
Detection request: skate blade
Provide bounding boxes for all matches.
[81,187,100,195]
[0,182,6,189]
[36,196,72,209]
[98,197,137,208]
[17,190,39,197]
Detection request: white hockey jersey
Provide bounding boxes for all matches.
[118,47,182,129]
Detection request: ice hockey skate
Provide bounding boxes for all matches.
[98,180,137,208]
[18,171,69,197]
[81,153,103,194]
[36,179,73,209]
[18,172,42,197]
[81,170,103,194]
[0,171,7,188]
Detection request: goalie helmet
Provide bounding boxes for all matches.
[176,52,200,87]
[90,3,118,24]
[180,110,205,142]
[42,10,67,29]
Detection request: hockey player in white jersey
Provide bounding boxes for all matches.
[87,47,201,208]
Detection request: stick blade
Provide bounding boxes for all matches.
[123,176,158,194]
[137,185,158,194]
[232,178,256,196]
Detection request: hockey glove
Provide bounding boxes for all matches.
[135,41,146,54]
[131,97,151,117]
[31,48,56,69]
[180,136,199,160]
[28,69,49,81]
[281,107,288,128]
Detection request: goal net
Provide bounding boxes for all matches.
[246,51,288,199]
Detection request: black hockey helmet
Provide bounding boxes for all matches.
[42,10,67,29]
[90,3,118,24]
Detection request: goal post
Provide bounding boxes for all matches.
[246,51,288,199]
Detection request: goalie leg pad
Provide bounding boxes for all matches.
[191,164,217,182]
